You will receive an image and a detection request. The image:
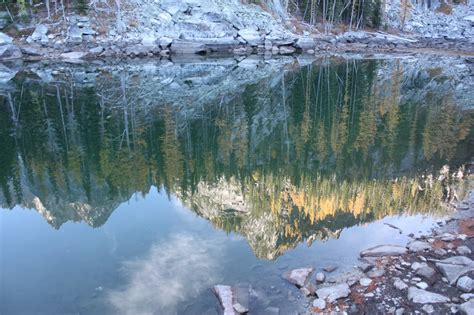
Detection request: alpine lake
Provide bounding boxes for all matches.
[1,54,473,314]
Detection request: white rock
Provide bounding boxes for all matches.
[407,287,449,303]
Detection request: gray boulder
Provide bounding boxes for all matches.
[315,283,350,303]
[415,266,437,284]
[435,256,474,285]
[282,267,314,287]
[457,276,474,293]
[407,240,432,252]
[31,24,48,41]
[295,37,315,50]
[407,287,449,303]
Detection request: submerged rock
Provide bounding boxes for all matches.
[407,287,449,303]
[315,283,350,303]
[360,245,407,257]
[282,267,314,287]
[323,265,338,273]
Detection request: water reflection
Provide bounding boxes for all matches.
[108,233,224,314]
[0,56,472,260]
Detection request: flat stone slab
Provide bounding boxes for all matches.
[213,285,235,315]
[360,245,407,257]
[435,256,474,285]
[282,267,314,287]
[316,283,350,303]
[407,287,449,303]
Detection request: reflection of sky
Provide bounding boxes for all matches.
[0,187,441,314]
[107,233,224,315]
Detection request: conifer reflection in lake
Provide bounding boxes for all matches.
[1,56,473,314]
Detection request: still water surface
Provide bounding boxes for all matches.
[1,56,473,314]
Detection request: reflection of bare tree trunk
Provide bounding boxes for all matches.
[120,75,131,151]
[56,85,69,152]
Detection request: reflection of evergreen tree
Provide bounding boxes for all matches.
[0,59,472,256]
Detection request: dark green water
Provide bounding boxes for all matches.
[0,56,473,314]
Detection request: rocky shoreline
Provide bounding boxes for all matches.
[0,28,473,62]
[212,186,474,314]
